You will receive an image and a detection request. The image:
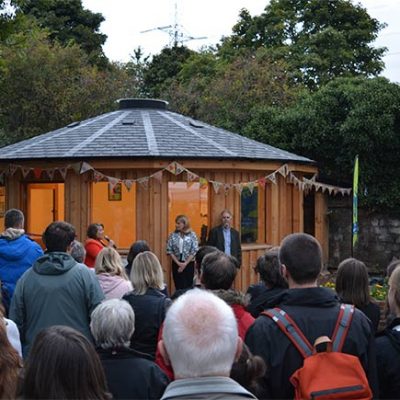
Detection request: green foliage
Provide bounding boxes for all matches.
[163,48,299,133]
[221,0,386,88]
[244,77,400,210]
[13,0,107,66]
[0,28,137,146]
[143,45,195,98]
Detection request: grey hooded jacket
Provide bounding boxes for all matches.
[10,252,104,355]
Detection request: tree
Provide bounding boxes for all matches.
[244,77,400,210]
[13,0,107,66]
[221,0,386,89]
[143,45,195,98]
[0,28,137,145]
[163,48,297,133]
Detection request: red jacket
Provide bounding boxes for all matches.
[84,238,104,268]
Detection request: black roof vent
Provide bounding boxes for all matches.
[118,98,168,110]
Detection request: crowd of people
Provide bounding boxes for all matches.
[0,208,399,399]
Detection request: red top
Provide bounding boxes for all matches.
[84,238,104,268]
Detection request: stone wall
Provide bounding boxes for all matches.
[328,196,400,273]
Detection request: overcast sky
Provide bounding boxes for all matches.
[82,0,400,83]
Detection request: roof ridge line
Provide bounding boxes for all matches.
[64,111,130,157]
[141,111,159,156]
[160,111,237,157]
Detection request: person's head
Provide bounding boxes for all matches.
[0,318,22,399]
[69,240,86,263]
[95,247,127,279]
[336,258,370,308]
[221,209,233,229]
[4,209,24,229]
[201,251,238,290]
[230,343,266,398]
[195,245,218,272]
[91,299,135,350]
[388,266,400,316]
[23,325,110,400]
[130,251,164,295]
[42,221,76,253]
[255,247,288,289]
[279,233,322,286]
[159,289,241,379]
[386,259,400,279]
[87,223,104,240]
[126,240,151,268]
[175,215,190,233]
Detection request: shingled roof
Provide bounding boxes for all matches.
[0,99,313,163]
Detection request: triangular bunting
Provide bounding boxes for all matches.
[33,167,43,179]
[234,184,244,195]
[22,167,32,179]
[71,162,82,175]
[175,163,185,175]
[93,171,104,182]
[166,162,177,175]
[80,162,93,174]
[108,177,120,190]
[152,170,163,183]
[137,177,149,189]
[8,164,18,176]
[59,167,68,180]
[223,183,231,195]
[268,173,277,185]
[247,182,255,194]
[46,169,56,180]
[199,177,208,189]
[257,177,266,189]
[212,181,222,194]
[123,179,134,191]
[186,171,198,182]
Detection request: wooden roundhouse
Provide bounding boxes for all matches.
[0,99,326,291]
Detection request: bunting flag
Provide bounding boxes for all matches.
[33,168,42,179]
[71,162,82,175]
[123,179,134,191]
[352,155,359,252]
[152,170,163,183]
[108,177,120,190]
[80,162,93,174]
[199,177,208,189]
[59,167,68,180]
[212,181,222,194]
[21,167,31,179]
[2,160,352,198]
[137,177,149,189]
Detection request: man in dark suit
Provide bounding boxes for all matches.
[207,209,242,267]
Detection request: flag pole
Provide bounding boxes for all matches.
[351,155,359,257]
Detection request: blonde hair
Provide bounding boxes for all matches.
[175,214,191,233]
[130,251,164,295]
[389,266,400,309]
[95,247,128,280]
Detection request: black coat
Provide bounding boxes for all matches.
[359,301,381,334]
[98,347,169,400]
[122,288,171,359]
[207,225,242,266]
[245,287,378,399]
[375,318,400,399]
[246,284,288,318]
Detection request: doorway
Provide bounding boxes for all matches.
[26,183,65,246]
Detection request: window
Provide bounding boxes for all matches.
[241,186,258,243]
[168,182,208,244]
[91,182,136,249]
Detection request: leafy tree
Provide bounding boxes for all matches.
[221,0,386,88]
[0,28,137,145]
[164,48,298,133]
[244,77,400,210]
[143,45,195,98]
[13,0,107,66]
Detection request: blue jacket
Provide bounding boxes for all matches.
[0,234,43,299]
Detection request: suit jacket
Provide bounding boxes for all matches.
[207,225,242,266]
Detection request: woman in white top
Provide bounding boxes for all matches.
[166,215,199,291]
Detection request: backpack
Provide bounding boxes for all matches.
[262,304,372,400]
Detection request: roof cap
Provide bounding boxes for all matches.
[117,98,168,110]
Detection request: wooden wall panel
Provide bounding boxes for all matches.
[315,192,329,264]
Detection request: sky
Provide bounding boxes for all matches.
[82,0,400,83]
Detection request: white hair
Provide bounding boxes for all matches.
[90,299,135,349]
[162,288,238,378]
